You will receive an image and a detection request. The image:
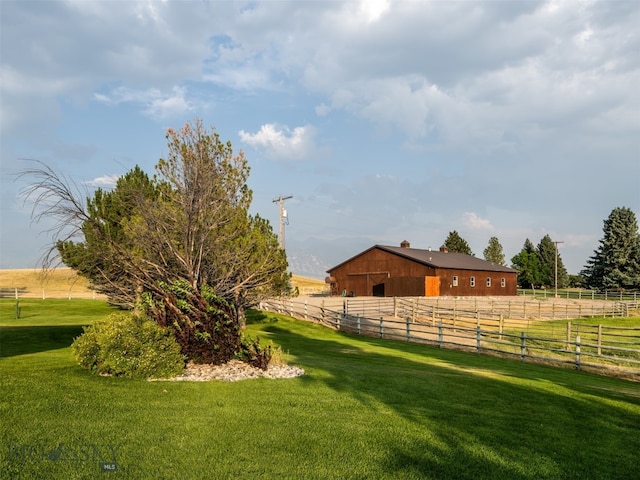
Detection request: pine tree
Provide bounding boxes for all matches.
[537,235,568,288]
[20,119,290,365]
[511,239,542,289]
[582,207,640,290]
[444,231,473,255]
[483,236,506,266]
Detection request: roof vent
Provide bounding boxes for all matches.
[400,240,410,248]
[439,245,448,253]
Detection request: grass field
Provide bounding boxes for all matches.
[1,299,640,479]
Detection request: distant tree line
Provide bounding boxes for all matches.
[443,206,640,291]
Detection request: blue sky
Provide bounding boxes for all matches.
[1,0,639,278]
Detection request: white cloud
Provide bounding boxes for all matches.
[462,212,494,231]
[95,86,192,120]
[144,87,192,119]
[239,124,321,161]
[85,174,120,188]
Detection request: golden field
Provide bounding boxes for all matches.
[0,269,327,299]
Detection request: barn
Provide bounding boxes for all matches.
[325,241,518,297]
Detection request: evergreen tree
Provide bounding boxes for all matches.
[536,235,568,288]
[444,230,473,255]
[57,165,159,304]
[511,239,542,288]
[20,119,290,365]
[483,236,506,266]
[582,207,640,290]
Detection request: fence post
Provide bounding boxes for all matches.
[321,300,325,324]
[379,317,384,338]
[566,322,572,351]
[520,332,527,361]
[475,311,480,328]
[431,306,435,326]
[289,300,293,317]
[393,297,398,318]
[304,300,308,319]
[454,298,457,322]
[438,321,443,347]
[412,299,417,323]
[406,317,411,342]
[575,335,581,370]
[597,324,602,356]
[337,311,341,330]
[476,326,481,353]
[499,314,504,340]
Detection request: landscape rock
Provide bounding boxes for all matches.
[151,359,305,382]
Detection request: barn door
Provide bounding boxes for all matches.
[372,283,385,297]
[425,277,440,296]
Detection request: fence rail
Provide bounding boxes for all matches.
[260,297,640,378]
[517,288,640,301]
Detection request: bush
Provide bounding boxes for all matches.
[72,312,185,379]
[237,335,273,370]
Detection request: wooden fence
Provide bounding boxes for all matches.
[259,297,640,378]
[517,288,640,301]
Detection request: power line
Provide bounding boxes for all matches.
[272,195,293,250]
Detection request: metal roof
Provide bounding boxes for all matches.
[328,244,518,273]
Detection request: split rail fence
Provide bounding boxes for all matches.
[259,297,640,378]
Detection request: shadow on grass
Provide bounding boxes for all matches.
[0,325,84,358]
[248,310,640,480]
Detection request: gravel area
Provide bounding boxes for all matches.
[151,359,305,382]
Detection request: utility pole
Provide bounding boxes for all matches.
[554,240,564,298]
[273,195,293,250]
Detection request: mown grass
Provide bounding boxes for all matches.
[503,316,640,365]
[1,299,639,479]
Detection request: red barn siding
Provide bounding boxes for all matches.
[329,248,436,296]
[328,246,518,297]
[437,269,516,296]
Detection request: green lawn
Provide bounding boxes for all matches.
[1,299,640,479]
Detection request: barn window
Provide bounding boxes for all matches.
[486,277,491,287]
[470,276,475,287]
[501,278,506,288]
[452,276,458,287]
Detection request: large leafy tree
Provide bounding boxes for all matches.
[536,235,568,288]
[581,207,640,290]
[20,119,289,364]
[483,236,506,266]
[511,239,541,289]
[444,231,473,255]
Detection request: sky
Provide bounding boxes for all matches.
[1,0,639,279]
